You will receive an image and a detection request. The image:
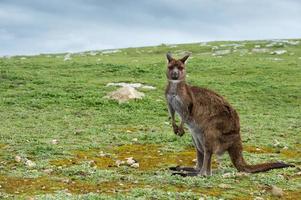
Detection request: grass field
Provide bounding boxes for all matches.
[0,39,300,199]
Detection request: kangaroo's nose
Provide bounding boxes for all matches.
[171,71,179,79]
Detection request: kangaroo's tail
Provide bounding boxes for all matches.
[228,142,294,173]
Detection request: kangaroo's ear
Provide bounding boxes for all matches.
[166,52,173,63]
[180,53,191,64]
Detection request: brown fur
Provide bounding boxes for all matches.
[165,53,294,176]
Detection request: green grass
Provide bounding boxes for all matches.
[0,39,300,199]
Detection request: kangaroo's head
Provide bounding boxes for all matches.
[166,52,190,82]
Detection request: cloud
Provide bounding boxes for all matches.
[0,0,300,55]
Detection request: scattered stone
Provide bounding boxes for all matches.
[212,49,231,56]
[62,178,71,184]
[115,160,125,167]
[25,159,36,168]
[126,157,136,165]
[266,40,299,47]
[106,82,156,90]
[43,169,53,174]
[236,172,250,177]
[15,155,22,162]
[192,159,197,163]
[273,139,281,147]
[251,48,269,53]
[282,146,288,150]
[131,163,139,168]
[98,151,106,157]
[270,50,287,55]
[220,43,243,48]
[218,183,232,189]
[51,139,58,145]
[271,185,283,197]
[222,172,233,178]
[132,138,138,142]
[63,53,72,61]
[101,49,121,54]
[105,86,145,103]
[88,160,96,167]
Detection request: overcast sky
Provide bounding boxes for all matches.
[1,0,300,55]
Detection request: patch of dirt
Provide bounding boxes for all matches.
[0,176,141,195]
[244,145,301,159]
[50,144,200,170]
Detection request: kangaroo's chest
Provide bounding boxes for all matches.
[167,94,184,115]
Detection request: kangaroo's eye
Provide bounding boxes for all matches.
[178,66,184,70]
[168,66,173,70]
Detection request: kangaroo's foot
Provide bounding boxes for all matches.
[169,166,200,172]
[171,171,199,177]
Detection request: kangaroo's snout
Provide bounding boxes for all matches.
[171,70,179,80]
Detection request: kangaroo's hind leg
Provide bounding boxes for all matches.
[171,130,204,176]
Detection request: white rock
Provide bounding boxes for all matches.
[220,43,243,48]
[270,50,287,55]
[105,86,145,103]
[132,138,138,142]
[98,151,106,157]
[115,160,125,167]
[211,46,219,50]
[273,139,280,147]
[271,185,283,197]
[25,159,36,168]
[106,82,155,90]
[43,169,54,174]
[63,53,72,61]
[222,172,233,178]
[131,163,139,168]
[218,183,231,189]
[101,49,121,54]
[126,157,136,165]
[51,139,58,145]
[141,85,156,90]
[236,172,249,177]
[15,155,22,162]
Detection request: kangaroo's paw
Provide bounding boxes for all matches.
[169,166,199,172]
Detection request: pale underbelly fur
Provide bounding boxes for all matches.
[168,94,204,152]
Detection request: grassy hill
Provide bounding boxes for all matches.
[0,39,300,199]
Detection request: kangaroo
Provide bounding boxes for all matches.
[165,52,294,176]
